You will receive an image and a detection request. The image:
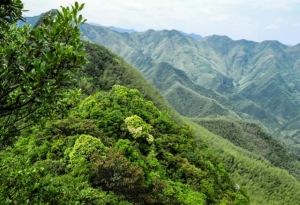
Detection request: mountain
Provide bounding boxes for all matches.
[178,31,203,40]
[88,22,202,39]
[79,23,300,156]
[78,42,300,205]
[0,40,251,204]
[17,15,41,28]
[88,22,137,33]
[79,42,300,204]
[12,14,300,204]
[107,26,137,33]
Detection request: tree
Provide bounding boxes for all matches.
[0,1,87,138]
[91,148,145,202]
[0,0,24,28]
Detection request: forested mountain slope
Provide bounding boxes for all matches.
[194,116,300,180]
[78,42,300,205]
[188,119,300,205]
[0,40,250,204]
[15,15,300,204]
[78,23,300,156]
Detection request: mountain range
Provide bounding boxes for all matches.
[19,15,300,155]
[77,23,300,156]
[15,14,300,204]
[77,41,300,205]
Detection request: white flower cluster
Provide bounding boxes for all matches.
[234,183,240,191]
[125,115,155,143]
[146,134,154,144]
[124,116,136,125]
[127,126,143,138]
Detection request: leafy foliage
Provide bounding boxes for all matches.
[69,134,106,167]
[4,8,300,204]
[0,0,24,27]
[0,85,249,204]
[0,1,86,138]
[91,148,145,199]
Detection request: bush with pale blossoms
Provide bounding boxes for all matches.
[125,115,154,144]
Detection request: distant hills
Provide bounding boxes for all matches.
[88,22,203,40]
[20,16,203,40]
[78,23,300,156]
[178,31,202,40]
[88,22,138,34]
[18,15,41,28]
[18,16,300,156]
[17,15,300,204]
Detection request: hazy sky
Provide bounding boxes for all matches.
[21,0,300,45]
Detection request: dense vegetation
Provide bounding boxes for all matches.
[0,0,86,139]
[0,85,249,204]
[4,1,300,204]
[77,38,300,205]
[0,1,248,204]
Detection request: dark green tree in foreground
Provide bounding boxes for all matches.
[0,0,24,26]
[0,0,87,139]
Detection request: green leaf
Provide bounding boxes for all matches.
[78,15,83,24]
[79,3,85,11]
[66,46,74,53]
[75,1,79,9]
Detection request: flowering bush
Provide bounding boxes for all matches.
[125,115,154,144]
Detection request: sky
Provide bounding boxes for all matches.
[21,0,300,45]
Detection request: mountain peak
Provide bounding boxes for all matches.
[178,31,202,40]
[203,35,233,42]
[259,40,287,51]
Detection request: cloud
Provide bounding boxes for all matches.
[264,24,279,30]
[210,14,229,22]
[198,8,213,15]
[20,0,300,45]
[120,1,145,11]
[275,18,283,24]
[293,23,300,27]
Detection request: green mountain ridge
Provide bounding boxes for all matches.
[15,15,300,204]
[79,41,300,204]
[78,23,300,155]
[19,14,300,157]
[147,62,238,118]
[1,40,252,204]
